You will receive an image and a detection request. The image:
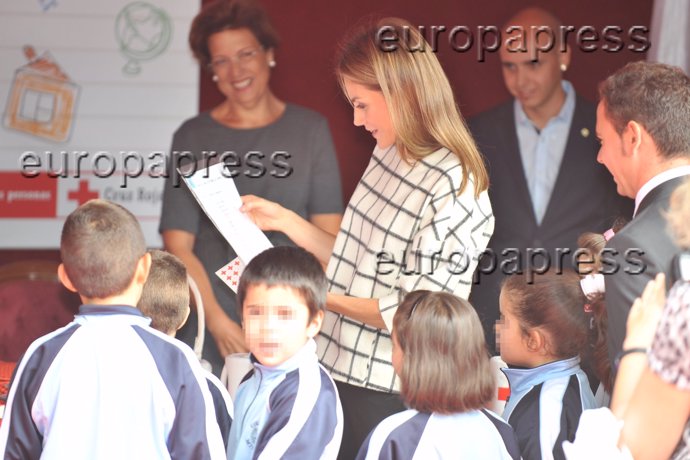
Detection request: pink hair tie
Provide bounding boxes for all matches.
[603,228,616,241]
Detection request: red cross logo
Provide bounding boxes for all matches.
[67,180,99,205]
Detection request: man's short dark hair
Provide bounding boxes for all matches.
[599,61,690,159]
[60,199,146,299]
[138,250,190,334]
[237,246,326,321]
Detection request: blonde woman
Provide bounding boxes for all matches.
[242,17,494,457]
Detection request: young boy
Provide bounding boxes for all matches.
[137,249,233,448]
[0,200,225,459]
[227,246,343,459]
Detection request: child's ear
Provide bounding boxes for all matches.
[178,306,191,331]
[57,263,78,293]
[306,310,324,338]
[135,252,152,286]
[524,328,548,354]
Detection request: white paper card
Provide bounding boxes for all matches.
[181,161,272,265]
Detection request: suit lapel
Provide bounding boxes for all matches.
[637,175,689,216]
[496,103,536,225]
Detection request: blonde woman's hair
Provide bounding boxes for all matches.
[393,291,494,413]
[667,178,690,248]
[335,17,489,197]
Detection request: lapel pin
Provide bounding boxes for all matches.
[581,127,590,138]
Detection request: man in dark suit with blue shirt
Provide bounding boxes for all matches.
[469,7,632,351]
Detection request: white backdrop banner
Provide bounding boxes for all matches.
[0,0,200,248]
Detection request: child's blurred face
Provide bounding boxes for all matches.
[243,284,323,367]
[496,289,532,367]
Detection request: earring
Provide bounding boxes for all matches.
[560,63,567,72]
[268,59,276,68]
[212,74,219,82]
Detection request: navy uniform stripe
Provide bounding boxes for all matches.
[356,411,430,460]
[206,376,233,449]
[255,369,299,455]
[480,410,521,460]
[552,375,584,460]
[132,326,215,459]
[380,412,429,460]
[257,367,340,458]
[508,383,543,460]
[1,324,80,460]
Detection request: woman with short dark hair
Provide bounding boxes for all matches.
[160,0,343,375]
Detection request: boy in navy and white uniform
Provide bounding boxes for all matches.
[137,249,234,448]
[0,200,226,460]
[227,246,343,459]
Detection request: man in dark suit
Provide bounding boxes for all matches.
[597,61,690,364]
[469,7,632,351]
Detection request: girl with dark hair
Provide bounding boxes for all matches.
[497,269,608,460]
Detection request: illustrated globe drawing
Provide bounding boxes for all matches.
[115,2,172,75]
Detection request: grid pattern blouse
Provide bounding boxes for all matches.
[316,145,494,392]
